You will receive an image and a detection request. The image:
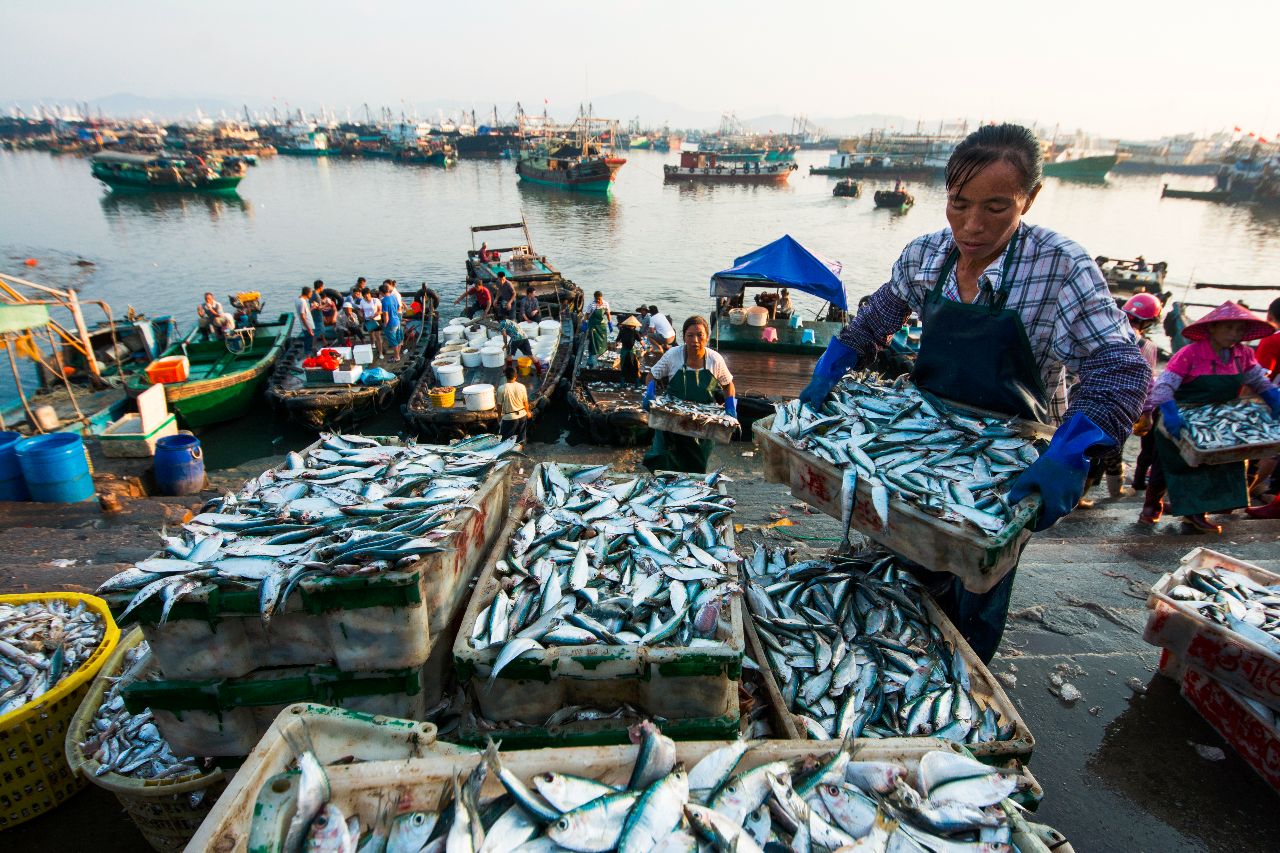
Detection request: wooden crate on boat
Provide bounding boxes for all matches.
[1157,396,1280,467]
[752,414,1043,594]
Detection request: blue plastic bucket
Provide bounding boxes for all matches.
[154,434,205,496]
[15,432,94,503]
[800,328,816,344]
[0,431,30,501]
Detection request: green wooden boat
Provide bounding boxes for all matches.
[125,314,294,428]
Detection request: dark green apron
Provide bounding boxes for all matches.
[1154,372,1248,515]
[906,229,1050,663]
[643,359,718,474]
[586,306,609,359]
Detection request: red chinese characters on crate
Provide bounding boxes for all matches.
[1181,667,1280,793]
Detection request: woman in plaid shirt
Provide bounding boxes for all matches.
[800,123,1151,660]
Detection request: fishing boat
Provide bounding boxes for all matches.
[516,117,625,193]
[1095,256,1167,294]
[396,137,457,167]
[565,312,658,446]
[1161,184,1232,202]
[874,188,914,209]
[265,310,437,431]
[275,127,334,156]
[124,314,293,428]
[1042,152,1119,180]
[663,151,796,184]
[708,235,849,431]
[809,152,939,178]
[90,152,246,194]
[464,217,585,316]
[832,179,860,197]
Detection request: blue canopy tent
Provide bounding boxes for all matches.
[709,234,846,311]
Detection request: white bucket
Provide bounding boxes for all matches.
[518,321,540,339]
[480,349,506,368]
[728,308,747,326]
[746,306,770,327]
[463,383,496,411]
[435,362,464,387]
[447,317,468,328]
[442,326,465,343]
[460,348,483,368]
[434,353,462,367]
[440,342,467,354]
[538,319,561,335]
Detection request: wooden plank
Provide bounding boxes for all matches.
[724,350,819,400]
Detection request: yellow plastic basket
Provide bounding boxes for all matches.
[428,386,456,408]
[0,592,120,830]
[64,627,225,852]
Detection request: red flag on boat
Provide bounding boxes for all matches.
[1234,126,1241,132]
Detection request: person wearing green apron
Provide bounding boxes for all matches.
[581,291,612,368]
[1140,301,1280,533]
[643,315,737,474]
[798,123,1152,661]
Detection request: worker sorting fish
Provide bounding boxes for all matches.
[274,718,1034,853]
[0,599,105,715]
[97,434,517,626]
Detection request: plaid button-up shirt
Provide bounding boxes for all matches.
[838,223,1150,445]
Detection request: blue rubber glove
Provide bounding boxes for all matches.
[1262,386,1280,419]
[1008,412,1114,531]
[642,379,656,411]
[579,319,588,334]
[724,396,737,418]
[608,322,615,333]
[798,337,860,411]
[1158,400,1185,439]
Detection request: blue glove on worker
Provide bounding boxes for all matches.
[1158,400,1185,439]
[1262,386,1280,419]
[724,395,737,419]
[798,337,860,411]
[578,319,588,334]
[642,379,657,411]
[608,321,615,333]
[1008,412,1113,531]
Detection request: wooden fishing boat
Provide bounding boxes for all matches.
[402,315,575,441]
[833,178,860,197]
[264,311,437,431]
[91,152,246,194]
[516,117,624,193]
[124,314,293,428]
[564,314,658,446]
[464,218,585,315]
[1042,153,1118,180]
[663,151,796,184]
[1161,184,1231,202]
[873,189,914,209]
[1095,256,1167,294]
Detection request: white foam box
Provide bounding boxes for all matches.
[99,413,179,458]
[352,345,374,365]
[331,365,363,384]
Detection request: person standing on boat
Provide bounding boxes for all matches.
[380,283,403,362]
[455,281,493,319]
[646,305,677,353]
[309,280,326,334]
[798,123,1151,662]
[295,286,317,355]
[642,315,737,474]
[494,271,516,320]
[617,315,644,385]
[517,286,541,323]
[196,292,224,342]
[495,316,539,376]
[318,291,339,343]
[581,291,613,368]
[1139,302,1280,531]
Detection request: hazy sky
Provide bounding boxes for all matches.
[3,0,1275,139]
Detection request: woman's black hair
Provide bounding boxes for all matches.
[682,315,710,335]
[945,123,1043,194]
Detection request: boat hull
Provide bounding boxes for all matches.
[276,148,335,157]
[663,164,795,184]
[92,170,243,194]
[516,167,615,193]
[810,164,939,178]
[1043,155,1118,180]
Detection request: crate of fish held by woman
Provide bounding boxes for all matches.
[740,546,1034,764]
[755,371,1051,594]
[238,713,1050,853]
[647,397,740,444]
[453,462,745,743]
[1145,547,1280,712]
[97,434,515,680]
[1157,395,1280,467]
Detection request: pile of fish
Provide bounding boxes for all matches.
[653,397,739,431]
[469,463,739,682]
[98,434,516,626]
[1168,564,1280,655]
[745,546,1018,745]
[584,381,646,413]
[276,720,1032,853]
[1180,399,1280,450]
[79,640,207,782]
[771,371,1042,535]
[0,599,104,716]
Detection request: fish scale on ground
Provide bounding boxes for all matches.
[470,463,740,685]
[97,434,517,627]
[0,599,104,715]
[280,719,1034,853]
[745,545,1018,745]
[770,371,1043,534]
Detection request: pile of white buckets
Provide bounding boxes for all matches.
[429,316,562,410]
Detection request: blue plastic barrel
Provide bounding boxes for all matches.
[15,432,94,503]
[154,434,205,496]
[0,431,30,501]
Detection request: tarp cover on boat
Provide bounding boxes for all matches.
[710,235,846,310]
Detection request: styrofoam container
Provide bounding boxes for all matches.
[538,318,561,335]
[480,349,506,369]
[460,348,483,367]
[331,366,362,384]
[351,345,374,365]
[328,346,353,360]
[462,383,495,411]
[98,412,179,459]
[746,306,769,326]
[435,362,464,387]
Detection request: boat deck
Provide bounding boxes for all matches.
[724,349,820,401]
[713,317,841,355]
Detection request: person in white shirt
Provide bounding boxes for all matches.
[645,305,676,353]
[295,286,317,354]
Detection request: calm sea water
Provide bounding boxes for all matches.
[2,148,1278,463]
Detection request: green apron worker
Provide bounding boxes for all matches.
[643,315,737,475]
[798,123,1152,662]
[1140,301,1280,532]
[581,291,612,368]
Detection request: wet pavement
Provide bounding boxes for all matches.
[2,433,1277,851]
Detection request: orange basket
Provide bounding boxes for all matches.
[144,356,189,385]
[0,593,120,829]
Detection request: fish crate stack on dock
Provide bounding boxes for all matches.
[453,462,745,746]
[193,702,1059,853]
[94,433,516,757]
[1144,548,1280,793]
[1157,395,1280,466]
[754,371,1051,593]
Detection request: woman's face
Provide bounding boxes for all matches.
[1208,321,1247,349]
[945,159,1040,266]
[684,323,708,357]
